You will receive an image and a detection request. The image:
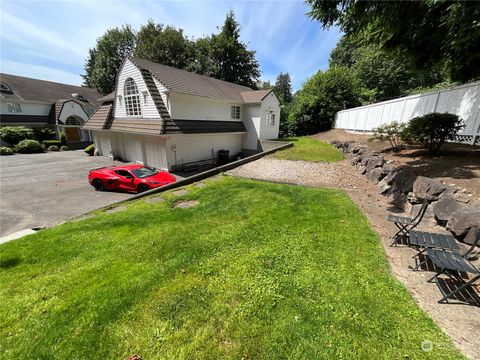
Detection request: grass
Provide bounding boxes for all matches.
[0,177,462,359]
[271,136,344,162]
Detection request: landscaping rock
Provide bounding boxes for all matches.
[366,167,386,184]
[412,176,456,201]
[358,165,367,175]
[378,179,390,194]
[144,196,165,204]
[463,227,480,246]
[382,168,415,210]
[173,200,199,209]
[432,197,465,224]
[411,203,437,228]
[365,156,385,172]
[447,206,480,240]
[350,155,362,166]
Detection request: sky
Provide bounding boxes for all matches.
[0,0,342,91]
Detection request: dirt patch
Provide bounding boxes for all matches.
[194,182,207,189]
[172,189,189,196]
[173,200,199,209]
[228,157,480,360]
[313,129,480,199]
[144,196,165,204]
[105,206,127,214]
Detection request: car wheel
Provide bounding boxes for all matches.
[92,179,104,191]
[137,184,149,193]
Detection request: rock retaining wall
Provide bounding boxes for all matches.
[331,140,479,245]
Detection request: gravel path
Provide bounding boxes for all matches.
[227,157,360,189]
[228,155,480,360]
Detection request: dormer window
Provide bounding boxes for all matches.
[71,93,87,102]
[0,83,13,94]
[124,78,141,116]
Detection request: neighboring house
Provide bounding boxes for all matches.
[83,57,280,171]
[0,73,102,143]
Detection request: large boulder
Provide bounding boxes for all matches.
[463,227,480,246]
[365,156,385,172]
[366,167,386,184]
[432,197,465,225]
[381,168,415,210]
[447,206,480,240]
[413,176,456,201]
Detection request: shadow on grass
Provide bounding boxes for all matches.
[0,257,21,269]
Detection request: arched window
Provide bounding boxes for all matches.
[65,116,83,126]
[124,78,141,116]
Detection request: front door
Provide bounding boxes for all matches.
[65,127,81,141]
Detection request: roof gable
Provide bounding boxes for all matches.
[129,57,253,102]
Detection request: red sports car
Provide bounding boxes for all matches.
[88,164,176,193]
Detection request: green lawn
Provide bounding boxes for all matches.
[0,177,462,359]
[271,136,344,162]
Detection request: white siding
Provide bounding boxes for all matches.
[170,92,241,121]
[335,81,480,144]
[242,104,261,150]
[114,59,161,119]
[93,131,112,157]
[259,91,281,140]
[0,100,51,116]
[165,133,243,166]
[58,101,88,123]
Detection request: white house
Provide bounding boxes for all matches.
[83,57,281,171]
[0,74,102,143]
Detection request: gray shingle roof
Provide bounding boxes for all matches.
[240,89,272,103]
[0,73,102,106]
[129,57,253,102]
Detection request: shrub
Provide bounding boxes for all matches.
[84,144,95,156]
[0,147,14,156]
[0,126,34,145]
[15,139,44,154]
[401,113,464,154]
[369,121,406,151]
[33,127,56,142]
[43,140,62,147]
[60,145,70,151]
[59,131,67,145]
[48,145,60,152]
[287,67,364,136]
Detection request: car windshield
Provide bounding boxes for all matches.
[131,166,157,179]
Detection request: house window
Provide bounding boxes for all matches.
[231,105,240,119]
[266,112,275,126]
[0,83,13,94]
[124,78,142,116]
[7,103,22,113]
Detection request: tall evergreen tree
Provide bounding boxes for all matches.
[82,25,136,94]
[273,73,293,104]
[208,11,260,88]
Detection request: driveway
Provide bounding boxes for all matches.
[0,151,132,237]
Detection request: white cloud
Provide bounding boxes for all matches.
[0,60,82,85]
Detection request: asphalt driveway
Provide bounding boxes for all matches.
[0,151,132,237]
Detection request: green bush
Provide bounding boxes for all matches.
[0,126,35,145]
[287,67,364,136]
[33,127,56,142]
[43,140,62,147]
[84,144,95,156]
[59,131,67,145]
[15,139,44,154]
[0,147,14,156]
[401,113,464,154]
[48,145,60,152]
[60,145,70,151]
[369,121,406,151]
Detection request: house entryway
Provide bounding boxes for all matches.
[65,127,81,141]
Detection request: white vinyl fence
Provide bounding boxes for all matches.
[334,81,480,145]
